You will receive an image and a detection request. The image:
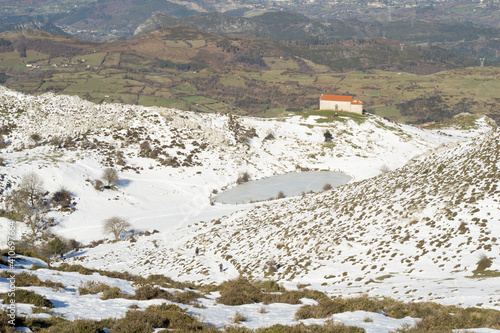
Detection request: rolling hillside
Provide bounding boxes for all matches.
[1,28,497,124]
[0,86,499,331]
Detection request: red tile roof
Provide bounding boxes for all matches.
[320,94,353,102]
[351,99,363,105]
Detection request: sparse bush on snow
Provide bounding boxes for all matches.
[236,172,250,184]
[476,254,493,272]
[229,310,247,323]
[102,167,119,187]
[51,187,72,208]
[103,216,132,241]
[94,179,104,190]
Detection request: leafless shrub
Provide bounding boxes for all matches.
[94,179,103,190]
[30,133,42,143]
[230,311,247,323]
[102,168,119,187]
[476,254,492,272]
[236,172,250,184]
[263,133,275,141]
[51,187,72,208]
[103,216,131,241]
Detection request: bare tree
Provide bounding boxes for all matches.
[6,172,48,240]
[102,168,119,187]
[26,211,47,239]
[20,171,44,207]
[103,216,131,241]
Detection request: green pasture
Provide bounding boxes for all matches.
[163,40,190,48]
[101,93,137,105]
[171,83,197,94]
[220,76,246,88]
[301,58,330,72]
[25,50,50,63]
[258,108,286,118]
[264,57,300,70]
[187,40,206,48]
[103,52,121,67]
[50,57,70,65]
[63,77,124,93]
[75,52,107,66]
[38,81,69,92]
[0,56,24,69]
[10,82,40,91]
[363,89,381,97]
[145,75,172,85]
[138,96,187,109]
[182,96,218,104]
[1,34,499,123]
[371,105,401,118]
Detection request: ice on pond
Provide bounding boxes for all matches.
[214,171,352,204]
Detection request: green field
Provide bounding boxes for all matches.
[0,32,499,124]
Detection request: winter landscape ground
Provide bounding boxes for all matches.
[0,85,499,332]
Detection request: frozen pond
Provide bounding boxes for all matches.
[214,171,351,204]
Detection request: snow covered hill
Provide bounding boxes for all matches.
[1,85,487,244]
[0,86,499,330]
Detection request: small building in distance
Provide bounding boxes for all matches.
[319,94,364,114]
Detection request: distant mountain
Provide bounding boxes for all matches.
[0,20,68,36]
[134,12,263,37]
[134,10,500,59]
[0,0,199,42]
[55,0,199,41]
[134,11,336,40]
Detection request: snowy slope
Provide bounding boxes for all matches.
[0,86,499,330]
[0,86,487,244]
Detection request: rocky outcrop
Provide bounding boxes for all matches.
[0,21,68,36]
[134,11,334,40]
[134,12,263,37]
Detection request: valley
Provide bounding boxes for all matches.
[0,29,499,124]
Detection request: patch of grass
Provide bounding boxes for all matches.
[255,321,365,332]
[0,310,18,333]
[262,291,302,305]
[133,284,173,300]
[37,318,105,333]
[230,310,248,324]
[375,274,393,281]
[0,271,64,289]
[0,289,53,308]
[217,276,263,305]
[467,270,500,278]
[427,113,482,130]
[295,296,500,331]
[111,303,206,332]
[31,306,54,315]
